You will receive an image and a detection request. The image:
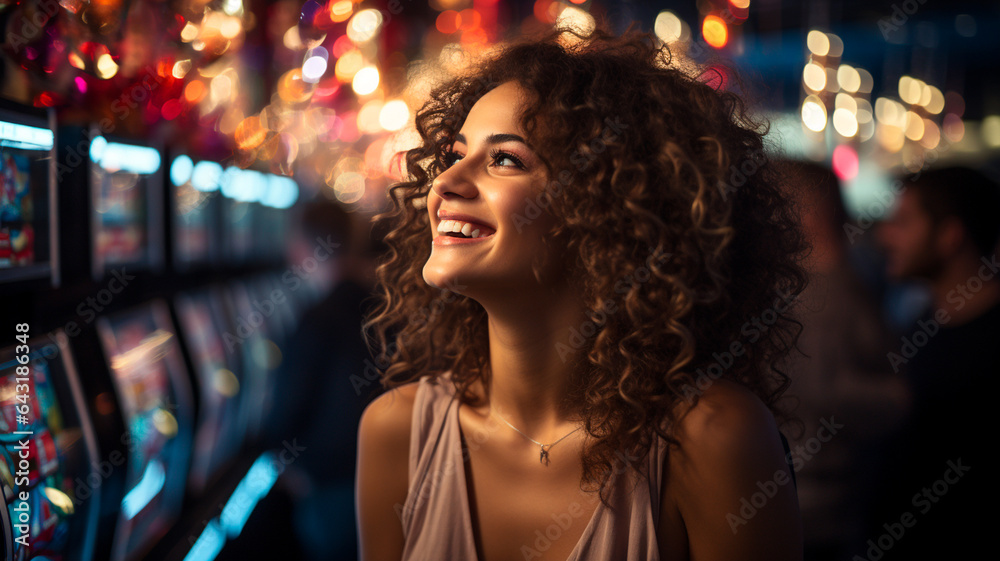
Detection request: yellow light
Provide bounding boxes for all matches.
[211,73,233,104]
[96,54,118,79]
[802,62,826,91]
[826,33,844,58]
[357,100,384,133]
[903,111,924,141]
[283,26,303,50]
[330,0,353,23]
[43,487,75,516]
[731,0,751,8]
[220,17,242,39]
[807,30,829,56]
[348,9,383,43]
[379,100,410,131]
[702,15,728,49]
[877,123,905,152]
[68,52,86,70]
[218,107,244,135]
[335,50,364,82]
[332,171,366,204]
[833,108,858,137]
[352,66,379,96]
[875,97,905,127]
[172,59,192,79]
[899,76,922,105]
[180,22,199,42]
[235,116,267,149]
[835,93,857,113]
[857,68,874,94]
[925,86,945,114]
[982,115,1000,148]
[153,408,178,437]
[801,95,827,132]
[654,11,683,43]
[213,369,240,397]
[837,65,861,93]
[919,119,940,149]
[278,69,314,103]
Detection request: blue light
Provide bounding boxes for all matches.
[218,166,242,198]
[90,135,108,161]
[121,460,166,520]
[174,452,280,561]
[90,137,161,174]
[0,121,54,150]
[182,519,226,561]
[240,170,269,202]
[219,452,279,538]
[191,160,223,192]
[171,155,195,186]
[262,175,299,209]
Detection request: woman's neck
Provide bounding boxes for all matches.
[475,282,589,441]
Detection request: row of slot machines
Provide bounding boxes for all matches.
[1,99,294,287]
[1,97,317,560]
[2,272,322,561]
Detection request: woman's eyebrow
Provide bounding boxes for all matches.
[454,132,529,146]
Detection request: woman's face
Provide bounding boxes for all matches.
[422,81,561,299]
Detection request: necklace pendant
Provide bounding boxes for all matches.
[539,446,550,465]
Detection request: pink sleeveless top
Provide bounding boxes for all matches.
[399,374,669,561]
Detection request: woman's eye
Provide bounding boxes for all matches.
[442,151,462,168]
[490,149,524,169]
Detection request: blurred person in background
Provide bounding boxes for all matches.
[870,166,1000,559]
[265,197,382,560]
[776,161,910,561]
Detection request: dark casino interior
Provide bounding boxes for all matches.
[0,1,998,560]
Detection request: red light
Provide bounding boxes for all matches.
[161,99,183,120]
[832,145,858,181]
[436,10,460,34]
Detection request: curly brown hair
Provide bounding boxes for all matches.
[362,21,809,507]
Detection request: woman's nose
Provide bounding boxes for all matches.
[431,160,479,200]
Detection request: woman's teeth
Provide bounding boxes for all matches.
[437,219,490,239]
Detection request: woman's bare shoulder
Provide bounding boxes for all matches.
[357,380,423,561]
[672,378,780,448]
[358,380,422,448]
[659,378,802,560]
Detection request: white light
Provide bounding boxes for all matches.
[191,161,223,192]
[379,100,410,131]
[833,108,859,137]
[91,138,161,174]
[0,121,54,149]
[302,56,328,83]
[352,66,379,95]
[801,96,828,132]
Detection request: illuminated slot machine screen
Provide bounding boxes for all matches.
[0,102,57,285]
[170,156,221,269]
[0,331,101,561]
[89,136,163,280]
[174,289,245,493]
[95,302,193,561]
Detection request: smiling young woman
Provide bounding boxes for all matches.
[356,22,808,561]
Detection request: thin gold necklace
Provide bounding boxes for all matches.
[490,405,582,465]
